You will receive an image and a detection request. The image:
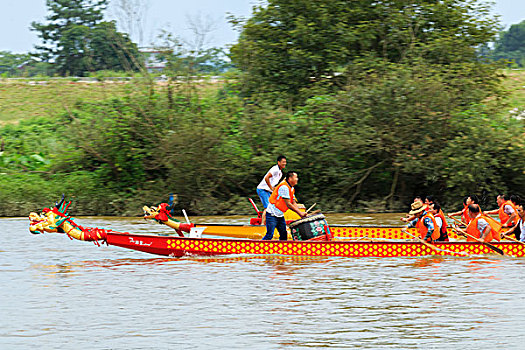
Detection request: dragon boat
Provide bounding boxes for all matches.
[28,197,525,258]
[143,199,464,241]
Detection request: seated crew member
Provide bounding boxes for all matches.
[448,194,479,224]
[405,201,440,242]
[485,194,518,228]
[510,195,521,208]
[466,204,500,242]
[256,155,287,225]
[429,202,449,241]
[401,196,426,223]
[262,171,307,241]
[506,203,525,241]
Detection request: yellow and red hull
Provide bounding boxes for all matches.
[197,224,463,240]
[106,232,524,258]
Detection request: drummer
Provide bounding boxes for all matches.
[262,171,307,241]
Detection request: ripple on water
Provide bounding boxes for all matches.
[2,217,525,349]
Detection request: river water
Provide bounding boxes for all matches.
[2,214,525,349]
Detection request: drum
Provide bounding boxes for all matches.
[289,213,330,241]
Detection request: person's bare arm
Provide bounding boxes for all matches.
[447,210,463,217]
[264,173,274,191]
[503,212,517,227]
[485,208,499,215]
[284,198,307,218]
[479,224,492,242]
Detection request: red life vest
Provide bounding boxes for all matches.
[461,204,472,224]
[498,200,517,226]
[435,209,448,236]
[466,214,500,242]
[269,181,295,213]
[416,212,440,241]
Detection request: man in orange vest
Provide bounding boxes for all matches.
[505,202,524,241]
[262,171,307,240]
[485,194,518,228]
[429,202,449,241]
[404,201,440,242]
[466,204,500,242]
[400,196,426,223]
[447,194,479,224]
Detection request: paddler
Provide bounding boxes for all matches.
[257,155,287,225]
[447,194,479,224]
[484,194,518,228]
[465,204,500,242]
[401,197,427,223]
[505,202,524,241]
[429,202,449,241]
[262,171,307,241]
[404,201,440,242]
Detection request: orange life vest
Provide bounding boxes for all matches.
[269,181,295,213]
[498,200,517,226]
[466,214,501,242]
[416,212,440,241]
[435,209,448,236]
[461,204,472,224]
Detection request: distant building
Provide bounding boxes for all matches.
[140,47,171,72]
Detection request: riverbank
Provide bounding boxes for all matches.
[1,70,523,217]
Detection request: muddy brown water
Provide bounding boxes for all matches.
[2,214,524,349]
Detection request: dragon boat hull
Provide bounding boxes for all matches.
[106,232,524,258]
[195,224,463,240]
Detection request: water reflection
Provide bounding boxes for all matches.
[4,217,525,349]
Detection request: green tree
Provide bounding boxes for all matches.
[0,51,31,76]
[230,0,500,106]
[492,20,525,67]
[31,0,141,75]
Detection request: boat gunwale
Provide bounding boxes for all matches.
[106,231,521,246]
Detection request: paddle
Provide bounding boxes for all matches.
[451,226,505,256]
[500,231,525,246]
[401,228,469,256]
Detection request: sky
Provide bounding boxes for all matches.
[1,0,524,53]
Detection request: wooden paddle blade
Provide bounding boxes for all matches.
[482,242,505,256]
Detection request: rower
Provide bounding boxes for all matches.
[429,202,449,241]
[485,194,518,228]
[447,194,479,224]
[401,196,427,223]
[262,171,307,241]
[505,203,525,241]
[465,204,500,242]
[405,201,440,242]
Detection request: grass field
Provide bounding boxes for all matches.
[0,71,523,124]
[501,69,525,112]
[0,80,135,123]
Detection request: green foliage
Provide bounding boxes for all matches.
[230,0,500,106]
[0,51,31,76]
[0,74,522,215]
[491,20,525,67]
[31,0,142,76]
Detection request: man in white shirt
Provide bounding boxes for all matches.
[507,203,525,241]
[257,155,286,225]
